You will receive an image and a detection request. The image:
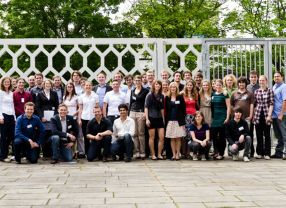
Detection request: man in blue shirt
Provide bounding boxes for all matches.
[272,71,286,159]
[14,102,45,164]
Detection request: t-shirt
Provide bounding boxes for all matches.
[189,123,209,141]
[145,92,164,118]
[78,92,99,120]
[230,90,254,119]
[103,91,125,116]
[211,92,229,127]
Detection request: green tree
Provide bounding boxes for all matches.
[223,0,286,37]
[127,0,226,38]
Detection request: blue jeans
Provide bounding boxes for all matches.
[50,135,73,162]
[87,136,111,161]
[111,134,133,159]
[228,136,252,157]
[272,117,286,156]
[14,138,40,163]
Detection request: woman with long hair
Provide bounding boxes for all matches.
[211,79,231,160]
[63,82,78,118]
[129,75,149,159]
[199,80,212,126]
[0,77,16,161]
[165,82,186,160]
[180,80,198,158]
[253,75,274,160]
[145,80,165,160]
[223,74,237,97]
[189,111,211,160]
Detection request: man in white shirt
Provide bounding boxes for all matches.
[111,104,135,162]
[114,72,128,94]
[103,80,126,125]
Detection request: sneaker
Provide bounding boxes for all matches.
[264,155,271,160]
[201,155,206,161]
[232,154,239,161]
[255,155,262,159]
[193,155,198,161]
[243,156,250,162]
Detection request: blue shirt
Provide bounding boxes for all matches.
[96,84,107,108]
[272,82,286,118]
[15,114,45,145]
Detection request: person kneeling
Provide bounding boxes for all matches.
[50,104,79,164]
[86,106,113,162]
[111,104,135,162]
[226,107,252,162]
[188,111,211,161]
[14,102,45,164]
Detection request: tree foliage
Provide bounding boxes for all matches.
[127,0,227,38]
[223,0,286,38]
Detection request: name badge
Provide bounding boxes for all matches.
[175,101,180,104]
[238,126,244,131]
[27,124,32,128]
[68,125,72,129]
[132,96,136,100]
[21,98,25,103]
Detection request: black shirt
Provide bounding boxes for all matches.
[86,117,113,135]
[130,88,149,112]
[225,119,250,145]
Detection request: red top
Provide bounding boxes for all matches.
[184,97,197,115]
[13,90,33,117]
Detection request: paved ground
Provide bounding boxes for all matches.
[0,157,286,208]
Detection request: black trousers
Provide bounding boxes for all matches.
[87,136,111,161]
[211,126,226,157]
[81,119,90,155]
[0,114,15,159]
[255,118,271,156]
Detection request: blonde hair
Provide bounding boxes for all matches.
[42,79,53,89]
[223,74,237,89]
[199,79,212,99]
[168,82,179,97]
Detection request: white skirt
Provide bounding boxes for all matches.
[165,121,186,138]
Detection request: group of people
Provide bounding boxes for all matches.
[0,68,286,164]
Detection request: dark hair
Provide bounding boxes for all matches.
[16,77,26,83]
[71,70,82,80]
[173,71,182,77]
[35,73,43,78]
[63,82,77,101]
[193,111,205,126]
[183,70,192,77]
[124,74,133,81]
[237,76,248,85]
[118,103,128,111]
[151,80,162,94]
[0,77,12,91]
[234,107,243,114]
[274,70,284,77]
[195,71,203,78]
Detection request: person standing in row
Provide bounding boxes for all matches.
[0,77,16,161]
[165,82,186,160]
[253,75,274,160]
[145,80,165,160]
[78,81,99,155]
[211,79,231,160]
[93,72,112,109]
[129,75,149,159]
[199,80,212,126]
[271,71,286,159]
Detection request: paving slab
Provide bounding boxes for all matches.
[0,158,285,207]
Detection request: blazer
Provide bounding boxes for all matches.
[165,94,186,126]
[51,114,79,142]
[93,84,112,94]
[35,90,59,119]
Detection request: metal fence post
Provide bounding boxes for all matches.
[264,40,273,87]
[202,40,210,80]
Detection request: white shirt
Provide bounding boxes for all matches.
[103,91,125,116]
[63,95,78,117]
[78,91,99,120]
[112,116,135,142]
[0,90,16,119]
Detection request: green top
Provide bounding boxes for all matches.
[211,92,229,127]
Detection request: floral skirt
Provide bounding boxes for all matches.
[165,121,186,138]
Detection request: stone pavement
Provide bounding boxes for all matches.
[0,158,286,208]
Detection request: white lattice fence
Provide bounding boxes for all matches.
[0,38,204,84]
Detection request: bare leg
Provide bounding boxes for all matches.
[157,128,165,158]
[148,129,156,159]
